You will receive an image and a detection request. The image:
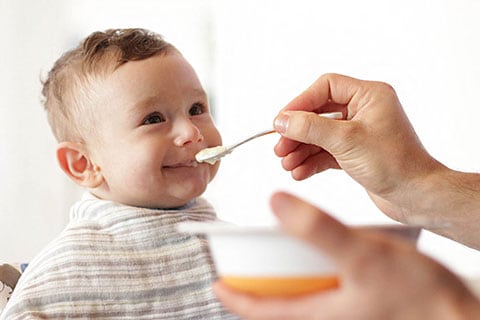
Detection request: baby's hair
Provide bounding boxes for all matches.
[41,28,177,142]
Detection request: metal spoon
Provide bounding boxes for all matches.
[195,111,343,165]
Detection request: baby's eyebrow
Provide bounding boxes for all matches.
[128,88,207,115]
[128,96,161,115]
[191,88,207,98]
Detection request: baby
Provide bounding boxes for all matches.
[2,28,237,319]
[0,264,21,311]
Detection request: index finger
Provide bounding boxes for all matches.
[282,73,361,114]
[274,136,302,157]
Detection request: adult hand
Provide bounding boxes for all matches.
[213,192,480,320]
[273,73,480,248]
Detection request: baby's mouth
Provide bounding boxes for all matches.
[163,160,199,169]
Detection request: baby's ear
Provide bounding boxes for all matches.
[56,142,104,188]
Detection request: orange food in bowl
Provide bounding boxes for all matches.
[221,275,339,296]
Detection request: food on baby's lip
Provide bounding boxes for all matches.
[195,146,228,165]
[177,222,421,297]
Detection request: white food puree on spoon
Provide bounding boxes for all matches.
[195,146,228,165]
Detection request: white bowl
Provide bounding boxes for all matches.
[178,222,421,297]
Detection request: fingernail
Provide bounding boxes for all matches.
[274,113,289,134]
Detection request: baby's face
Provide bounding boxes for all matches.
[86,53,221,208]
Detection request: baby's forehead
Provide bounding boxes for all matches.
[85,51,174,88]
[81,52,203,110]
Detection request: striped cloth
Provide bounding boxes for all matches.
[1,194,239,319]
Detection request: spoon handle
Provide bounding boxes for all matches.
[227,130,276,150]
[227,112,343,151]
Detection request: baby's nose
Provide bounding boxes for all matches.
[173,120,204,146]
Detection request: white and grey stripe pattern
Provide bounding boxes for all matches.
[1,194,239,319]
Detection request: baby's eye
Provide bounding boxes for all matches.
[189,103,206,116]
[142,112,165,125]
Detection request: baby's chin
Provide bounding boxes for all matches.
[145,188,208,209]
[96,179,211,209]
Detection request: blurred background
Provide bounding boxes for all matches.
[1,0,480,280]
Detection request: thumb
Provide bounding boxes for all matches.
[274,111,348,152]
[270,191,357,265]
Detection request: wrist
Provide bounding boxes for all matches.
[407,166,480,248]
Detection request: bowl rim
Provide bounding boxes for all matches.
[177,221,279,235]
[177,221,422,238]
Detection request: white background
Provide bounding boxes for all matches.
[1,0,480,279]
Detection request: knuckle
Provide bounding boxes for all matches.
[371,81,398,98]
[320,72,340,81]
[303,116,318,141]
[319,73,333,82]
[288,112,315,141]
